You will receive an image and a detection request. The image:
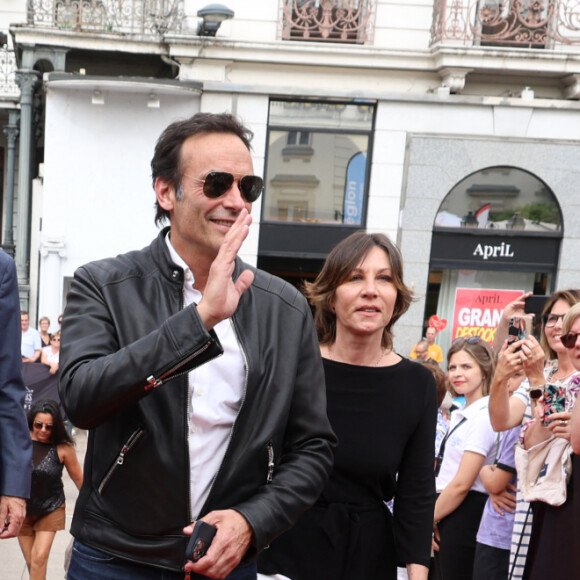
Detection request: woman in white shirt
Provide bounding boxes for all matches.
[431,337,497,580]
[41,331,60,375]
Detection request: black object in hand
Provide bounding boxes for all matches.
[186,520,217,562]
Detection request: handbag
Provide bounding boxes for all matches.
[514,434,573,506]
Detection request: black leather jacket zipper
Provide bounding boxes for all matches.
[98,428,145,494]
[145,340,213,390]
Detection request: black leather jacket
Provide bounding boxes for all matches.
[59,228,336,572]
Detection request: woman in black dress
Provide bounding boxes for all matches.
[18,400,83,580]
[258,231,437,580]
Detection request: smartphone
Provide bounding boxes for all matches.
[524,295,549,317]
[186,521,217,562]
[543,383,566,426]
[508,316,533,350]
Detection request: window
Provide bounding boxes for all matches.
[280,0,375,44]
[287,131,311,146]
[264,100,375,225]
[476,0,551,48]
[435,166,562,232]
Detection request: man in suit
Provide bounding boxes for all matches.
[0,249,32,538]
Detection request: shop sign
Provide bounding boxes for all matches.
[452,288,523,344]
[430,231,561,271]
[472,242,514,260]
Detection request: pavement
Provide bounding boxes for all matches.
[0,429,87,580]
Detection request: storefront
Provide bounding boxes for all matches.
[399,130,577,358]
[427,166,561,353]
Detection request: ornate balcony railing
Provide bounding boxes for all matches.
[431,0,580,49]
[0,46,19,99]
[280,0,376,44]
[26,0,184,37]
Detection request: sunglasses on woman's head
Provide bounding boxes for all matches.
[452,336,482,345]
[33,421,54,431]
[187,171,264,203]
[560,331,580,349]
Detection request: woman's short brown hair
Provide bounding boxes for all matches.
[303,231,413,350]
[446,338,496,396]
[541,289,580,360]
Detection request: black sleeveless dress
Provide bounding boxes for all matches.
[28,440,65,517]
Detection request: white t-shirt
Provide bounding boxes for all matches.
[42,346,59,364]
[436,396,498,494]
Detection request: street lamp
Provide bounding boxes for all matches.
[197,4,234,36]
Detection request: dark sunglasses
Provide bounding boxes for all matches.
[189,172,263,203]
[560,331,580,349]
[33,421,54,431]
[51,337,60,342]
[452,336,482,345]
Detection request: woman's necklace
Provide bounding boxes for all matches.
[550,368,577,384]
[327,345,388,367]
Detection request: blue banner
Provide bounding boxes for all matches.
[343,152,366,225]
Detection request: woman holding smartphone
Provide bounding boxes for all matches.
[258,232,437,580]
[520,303,580,579]
[489,289,580,579]
[431,337,498,580]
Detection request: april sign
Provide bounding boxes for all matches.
[452,288,524,345]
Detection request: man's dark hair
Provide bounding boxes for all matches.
[151,112,254,225]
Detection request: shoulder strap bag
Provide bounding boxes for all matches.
[514,434,573,506]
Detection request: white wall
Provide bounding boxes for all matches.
[0,0,26,37]
[38,79,201,320]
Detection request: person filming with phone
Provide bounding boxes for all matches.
[489,290,580,579]
[59,113,336,580]
[490,290,580,433]
[516,302,580,579]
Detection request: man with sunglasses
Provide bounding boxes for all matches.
[0,249,32,539]
[59,113,336,580]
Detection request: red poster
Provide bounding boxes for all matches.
[452,288,524,345]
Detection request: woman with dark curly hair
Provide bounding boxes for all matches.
[18,399,83,580]
[259,231,437,580]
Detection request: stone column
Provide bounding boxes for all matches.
[2,109,19,256]
[14,69,40,309]
[38,236,66,330]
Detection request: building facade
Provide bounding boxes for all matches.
[2,0,580,356]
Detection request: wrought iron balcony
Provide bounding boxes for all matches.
[26,0,184,37]
[431,0,580,49]
[0,46,19,99]
[280,0,375,44]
